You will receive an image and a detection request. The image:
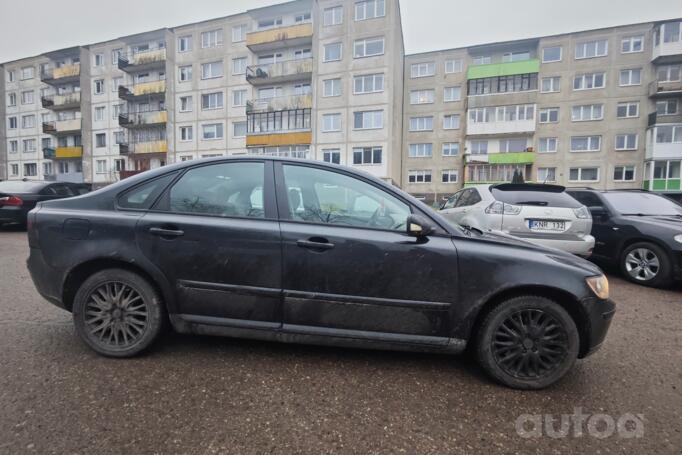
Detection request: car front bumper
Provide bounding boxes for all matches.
[579,296,616,358]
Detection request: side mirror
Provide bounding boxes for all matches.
[406,214,435,237]
[589,206,608,219]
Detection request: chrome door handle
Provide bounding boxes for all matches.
[296,239,335,250]
[149,227,185,237]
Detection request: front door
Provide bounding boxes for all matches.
[135,160,282,327]
[275,162,458,342]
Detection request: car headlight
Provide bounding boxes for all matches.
[674,234,682,244]
[573,206,591,219]
[586,275,609,300]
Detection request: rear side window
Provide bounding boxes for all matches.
[492,188,582,208]
[118,173,177,210]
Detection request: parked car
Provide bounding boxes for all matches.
[0,180,89,227]
[27,158,615,389]
[439,184,595,256]
[566,189,682,288]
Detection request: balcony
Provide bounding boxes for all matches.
[645,124,682,160]
[466,59,540,80]
[246,23,313,52]
[41,92,81,110]
[466,118,536,136]
[246,93,312,113]
[118,48,167,72]
[119,110,168,128]
[118,80,166,100]
[648,80,682,98]
[464,150,535,165]
[42,118,82,135]
[246,58,313,86]
[42,146,83,159]
[41,63,80,85]
[119,140,168,155]
[246,131,312,147]
[652,22,682,63]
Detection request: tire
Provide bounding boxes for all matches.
[620,242,672,288]
[476,296,580,390]
[72,268,165,357]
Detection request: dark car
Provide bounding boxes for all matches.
[27,158,615,389]
[0,180,89,227]
[567,189,682,288]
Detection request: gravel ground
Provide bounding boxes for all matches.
[0,227,680,454]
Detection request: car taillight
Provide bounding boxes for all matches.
[573,205,591,219]
[485,201,521,215]
[0,195,23,207]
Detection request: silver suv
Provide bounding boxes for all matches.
[440,184,595,256]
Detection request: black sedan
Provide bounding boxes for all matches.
[27,158,615,389]
[567,189,682,288]
[0,180,89,227]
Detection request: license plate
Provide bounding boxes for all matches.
[528,220,566,232]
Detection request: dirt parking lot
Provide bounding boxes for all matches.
[0,227,680,454]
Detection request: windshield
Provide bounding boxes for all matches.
[491,188,582,208]
[603,192,682,216]
[0,181,46,193]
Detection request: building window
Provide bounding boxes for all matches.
[179,95,193,112]
[178,65,192,82]
[323,42,342,62]
[20,66,34,80]
[202,123,224,140]
[537,167,556,183]
[655,125,682,143]
[656,99,678,116]
[539,107,559,123]
[111,48,122,64]
[94,54,104,66]
[201,61,224,79]
[22,139,36,152]
[114,159,125,172]
[408,143,433,158]
[322,149,341,164]
[575,39,608,59]
[442,170,458,183]
[93,160,106,174]
[201,92,224,110]
[94,79,105,94]
[469,104,534,123]
[569,167,600,182]
[21,115,35,129]
[352,146,382,164]
[570,136,601,152]
[571,104,604,122]
[542,46,562,63]
[502,51,530,62]
[469,140,488,155]
[112,76,123,92]
[411,62,435,78]
[499,138,527,153]
[615,133,638,150]
[619,68,642,86]
[616,101,639,118]
[541,76,560,93]
[178,35,192,52]
[114,131,125,144]
[354,0,385,21]
[232,24,248,43]
[232,57,247,75]
[232,90,247,107]
[20,90,34,105]
[42,162,53,177]
[322,113,342,132]
[257,86,283,99]
[179,126,193,141]
[408,170,432,183]
[613,166,635,181]
[95,133,106,147]
[468,73,538,95]
[538,137,558,153]
[621,36,643,53]
[410,89,435,104]
[573,72,605,90]
[353,73,383,94]
[472,55,491,65]
[442,142,459,156]
[7,70,16,82]
[442,114,460,130]
[7,92,16,106]
[23,163,37,177]
[323,6,343,26]
[353,37,384,58]
[445,59,463,73]
[257,17,283,29]
[657,65,681,82]
[8,117,17,129]
[95,106,106,121]
[323,78,342,97]
[443,86,461,102]
[9,140,18,153]
[409,116,433,131]
[201,29,223,48]
[353,110,383,130]
[10,164,19,176]
[233,121,246,138]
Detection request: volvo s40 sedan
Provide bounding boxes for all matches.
[27,158,615,389]
[440,184,595,256]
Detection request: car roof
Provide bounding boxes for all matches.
[566,187,652,194]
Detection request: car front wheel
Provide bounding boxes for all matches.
[72,268,165,357]
[620,242,672,288]
[476,296,580,390]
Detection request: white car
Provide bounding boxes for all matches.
[440,184,595,256]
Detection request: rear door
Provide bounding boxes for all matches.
[568,191,616,258]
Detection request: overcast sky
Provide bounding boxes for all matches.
[1,0,681,63]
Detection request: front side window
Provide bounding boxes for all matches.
[282,164,409,231]
[169,162,264,218]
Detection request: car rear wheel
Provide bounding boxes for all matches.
[476,296,579,390]
[620,242,672,288]
[72,269,165,357]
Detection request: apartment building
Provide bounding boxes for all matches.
[1,1,680,204]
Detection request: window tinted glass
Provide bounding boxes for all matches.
[602,192,682,215]
[282,165,410,230]
[455,190,472,207]
[567,191,603,208]
[169,162,265,218]
[492,188,582,208]
[50,184,74,196]
[118,173,177,210]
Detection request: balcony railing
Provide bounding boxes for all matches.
[466,59,540,80]
[119,110,168,128]
[246,58,313,85]
[118,80,166,100]
[118,47,167,71]
[246,93,312,113]
[42,118,82,135]
[41,92,81,110]
[42,146,83,159]
[119,140,168,155]
[41,63,81,84]
[246,23,313,51]
[464,150,535,165]
[648,80,682,98]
